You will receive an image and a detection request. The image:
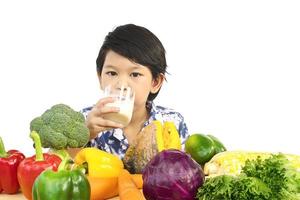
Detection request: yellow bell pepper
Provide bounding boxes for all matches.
[74,147,124,178]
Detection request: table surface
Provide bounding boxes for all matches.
[0,193,120,200]
[0,194,26,200]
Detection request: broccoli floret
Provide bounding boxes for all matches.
[71,111,85,123]
[37,126,52,148]
[39,126,68,149]
[30,104,90,150]
[65,122,90,148]
[30,117,44,133]
[50,104,85,123]
[45,113,73,134]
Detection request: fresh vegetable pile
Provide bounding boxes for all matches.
[0,103,146,200]
[74,148,144,200]
[2,102,300,200]
[197,154,300,200]
[28,104,144,200]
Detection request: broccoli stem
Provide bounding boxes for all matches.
[30,131,44,161]
[0,137,8,158]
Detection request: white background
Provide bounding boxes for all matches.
[0,1,299,157]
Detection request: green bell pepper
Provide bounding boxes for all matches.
[32,158,90,200]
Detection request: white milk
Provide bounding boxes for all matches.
[102,86,135,127]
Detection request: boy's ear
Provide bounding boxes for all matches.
[150,73,165,94]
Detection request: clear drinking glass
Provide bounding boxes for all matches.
[101,85,135,127]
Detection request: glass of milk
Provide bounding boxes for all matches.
[102,85,135,127]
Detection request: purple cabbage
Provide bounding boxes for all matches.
[142,149,205,200]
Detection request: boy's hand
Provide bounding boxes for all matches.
[86,97,124,139]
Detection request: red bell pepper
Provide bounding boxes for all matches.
[17,131,61,200]
[0,137,25,194]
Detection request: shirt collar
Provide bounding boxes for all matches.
[144,101,157,125]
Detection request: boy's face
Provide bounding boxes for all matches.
[99,50,163,110]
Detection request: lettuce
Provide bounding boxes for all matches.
[197,175,271,200]
[242,154,300,199]
[197,154,300,200]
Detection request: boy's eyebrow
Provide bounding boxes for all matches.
[103,64,117,69]
[131,66,142,70]
[103,64,143,70]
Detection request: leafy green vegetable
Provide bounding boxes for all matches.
[232,176,271,200]
[196,175,234,200]
[242,154,300,200]
[197,154,300,200]
[197,175,271,200]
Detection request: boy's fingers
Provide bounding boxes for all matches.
[95,97,115,108]
[102,120,124,129]
[87,97,124,131]
[94,106,120,116]
[94,118,124,129]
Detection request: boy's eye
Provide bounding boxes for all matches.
[130,72,142,77]
[106,71,117,76]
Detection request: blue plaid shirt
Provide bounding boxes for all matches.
[81,101,189,159]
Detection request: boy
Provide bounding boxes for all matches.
[70,24,189,159]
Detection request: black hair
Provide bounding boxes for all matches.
[96,24,167,101]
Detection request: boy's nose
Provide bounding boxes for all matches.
[116,79,129,90]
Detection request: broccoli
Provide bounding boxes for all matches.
[30,104,90,150]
